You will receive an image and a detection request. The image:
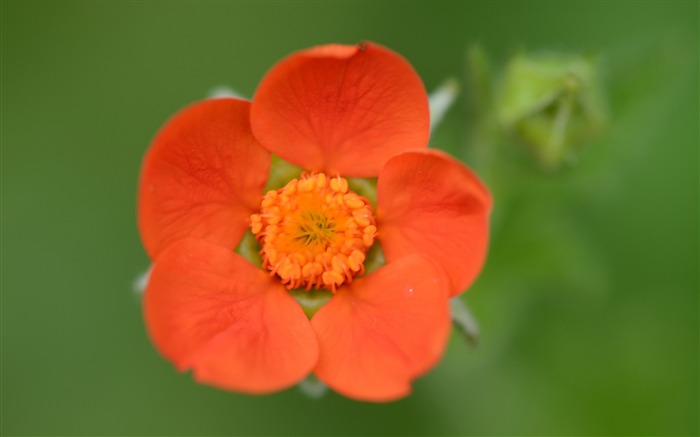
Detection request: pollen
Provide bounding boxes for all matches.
[250,173,377,292]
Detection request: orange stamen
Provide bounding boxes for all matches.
[250,173,376,292]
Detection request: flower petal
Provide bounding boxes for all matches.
[377,149,492,296]
[144,238,318,393]
[251,42,429,177]
[138,98,270,259]
[311,254,451,402]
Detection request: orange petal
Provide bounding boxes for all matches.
[138,98,270,259]
[251,42,429,177]
[377,149,492,296]
[311,254,451,402]
[144,238,318,394]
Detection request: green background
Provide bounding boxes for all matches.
[2,1,697,435]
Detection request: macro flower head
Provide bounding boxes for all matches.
[138,42,492,402]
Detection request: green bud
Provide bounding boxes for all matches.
[496,51,608,169]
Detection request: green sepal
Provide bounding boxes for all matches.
[347,176,378,207]
[234,230,262,268]
[263,154,304,192]
[289,288,334,319]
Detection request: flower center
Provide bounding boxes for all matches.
[250,173,376,292]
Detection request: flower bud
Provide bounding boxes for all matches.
[496,52,608,169]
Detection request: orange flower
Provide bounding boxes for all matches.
[138,42,491,402]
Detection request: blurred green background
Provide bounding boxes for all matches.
[2,1,697,435]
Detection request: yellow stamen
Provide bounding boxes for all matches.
[250,173,376,292]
